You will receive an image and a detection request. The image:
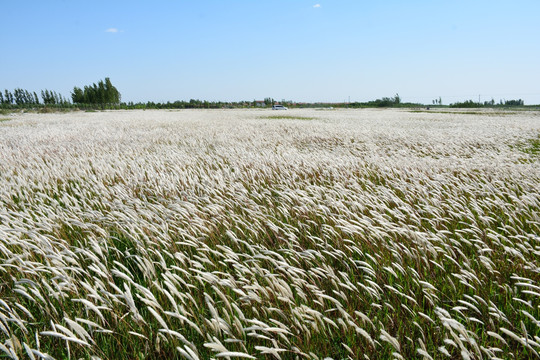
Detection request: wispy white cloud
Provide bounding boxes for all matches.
[313,4,321,8]
[105,28,119,33]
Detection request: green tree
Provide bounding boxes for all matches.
[104,77,121,105]
[14,88,24,105]
[71,87,84,104]
[53,91,60,105]
[3,90,13,104]
[41,90,51,104]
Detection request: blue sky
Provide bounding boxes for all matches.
[2,0,540,104]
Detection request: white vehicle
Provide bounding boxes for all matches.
[272,105,288,110]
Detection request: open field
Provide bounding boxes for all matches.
[0,109,539,359]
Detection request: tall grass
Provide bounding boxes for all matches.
[0,109,539,359]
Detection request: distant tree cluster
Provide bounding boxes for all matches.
[0,88,69,106]
[129,99,252,110]
[71,78,121,108]
[348,94,410,108]
[450,99,525,108]
[264,97,275,106]
[503,99,524,106]
[41,89,70,105]
[449,100,480,108]
[369,93,401,107]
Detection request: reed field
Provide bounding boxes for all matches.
[0,108,539,359]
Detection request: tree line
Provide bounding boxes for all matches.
[449,99,525,108]
[0,88,70,106]
[0,81,535,111]
[0,78,121,109]
[347,94,419,108]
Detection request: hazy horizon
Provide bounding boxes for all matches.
[2,0,540,105]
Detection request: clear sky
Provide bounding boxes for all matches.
[2,0,540,104]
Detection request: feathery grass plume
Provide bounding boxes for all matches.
[380,329,400,352]
[215,352,256,359]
